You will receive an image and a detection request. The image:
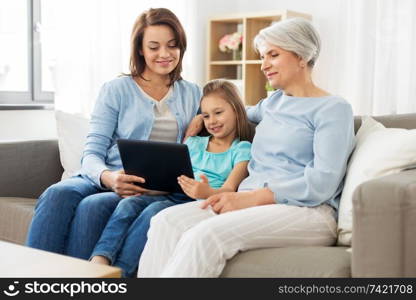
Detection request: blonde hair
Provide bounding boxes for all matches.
[202,79,254,142]
[254,17,321,68]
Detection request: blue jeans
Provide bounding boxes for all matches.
[90,193,192,277]
[26,176,122,259]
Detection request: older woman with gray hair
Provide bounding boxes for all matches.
[137,17,355,277]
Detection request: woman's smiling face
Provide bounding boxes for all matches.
[141,25,180,77]
[259,41,304,90]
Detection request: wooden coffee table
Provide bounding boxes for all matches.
[0,241,121,277]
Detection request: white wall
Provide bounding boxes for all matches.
[0,110,57,141]
[0,0,350,141]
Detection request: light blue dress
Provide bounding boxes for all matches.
[185,136,252,189]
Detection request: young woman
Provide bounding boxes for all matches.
[89,79,253,277]
[137,17,356,277]
[26,8,201,259]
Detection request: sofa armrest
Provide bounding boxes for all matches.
[0,139,63,199]
[351,169,416,277]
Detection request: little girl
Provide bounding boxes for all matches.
[89,79,254,277]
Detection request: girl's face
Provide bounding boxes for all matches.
[201,94,237,140]
[259,41,305,90]
[141,25,180,77]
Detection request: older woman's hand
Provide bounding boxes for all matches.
[183,114,204,142]
[100,170,149,198]
[200,188,275,214]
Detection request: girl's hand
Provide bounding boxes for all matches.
[178,174,214,199]
[200,188,275,214]
[100,170,149,198]
[183,114,204,142]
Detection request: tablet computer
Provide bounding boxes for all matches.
[117,139,194,193]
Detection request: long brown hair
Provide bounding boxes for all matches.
[202,79,254,142]
[128,8,186,85]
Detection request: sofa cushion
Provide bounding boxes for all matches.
[220,246,351,277]
[0,140,63,199]
[337,116,416,246]
[55,110,90,180]
[0,197,36,245]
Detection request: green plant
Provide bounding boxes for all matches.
[265,81,275,92]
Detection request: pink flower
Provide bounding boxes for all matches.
[218,32,243,53]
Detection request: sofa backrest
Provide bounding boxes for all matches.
[354,113,416,133]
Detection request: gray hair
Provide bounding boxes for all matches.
[254,17,321,68]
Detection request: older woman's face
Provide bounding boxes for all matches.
[259,42,304,90]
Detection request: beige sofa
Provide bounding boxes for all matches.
[1,114,416,277]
